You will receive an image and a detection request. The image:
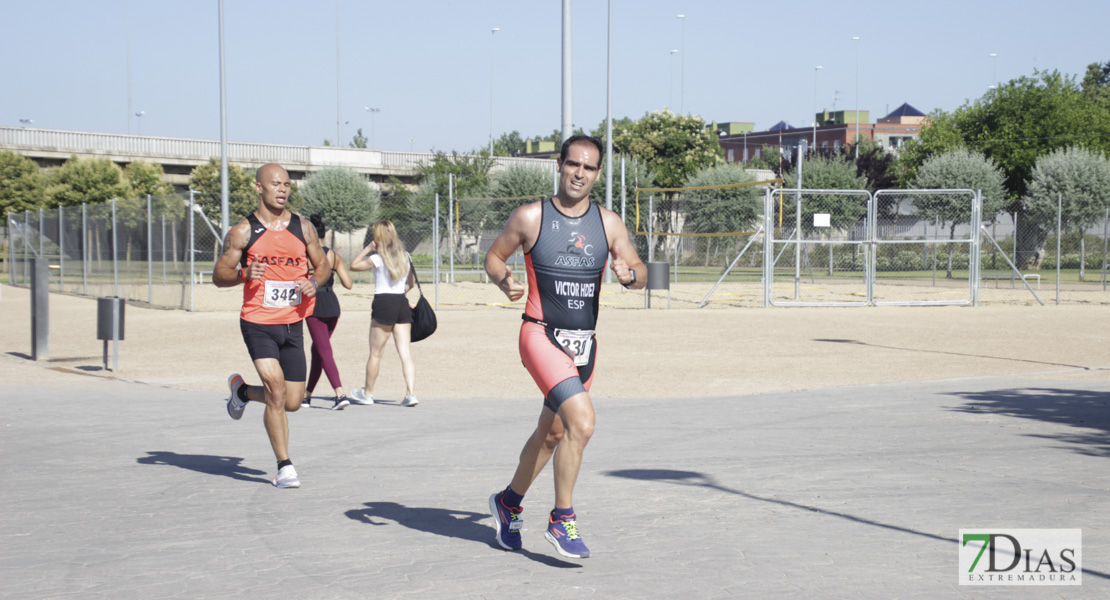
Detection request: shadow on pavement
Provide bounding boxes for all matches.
[814,338,1090,370]
[949,387,1110,458]
[606,468,1110,581]
[345,501,581,568]
[137,451,271,484]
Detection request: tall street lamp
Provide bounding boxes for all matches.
[364,107,380,149]
[989,52,998,89]
[852,35,861,159]
[813,65,822,149]
[668,49,678,110]
[134,110,145,135]
[676,14,686,114]
[490,27,500,154]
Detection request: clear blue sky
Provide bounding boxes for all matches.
[2,0,1107,153]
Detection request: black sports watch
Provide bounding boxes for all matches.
[623,268,637,287]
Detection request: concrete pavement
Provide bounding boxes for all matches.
[1,358,1107,599]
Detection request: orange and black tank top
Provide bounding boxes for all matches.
[524,199,609,331]
[239,213,315,325]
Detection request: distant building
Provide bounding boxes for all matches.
[715,103,924,163]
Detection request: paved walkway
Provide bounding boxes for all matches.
[1,361,1107,598]
[1,285,1108,597]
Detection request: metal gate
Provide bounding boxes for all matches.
[870,189,978,306]
[764,188,872,307]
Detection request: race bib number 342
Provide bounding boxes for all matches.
[554,328,594,367]
[263,280,302,308]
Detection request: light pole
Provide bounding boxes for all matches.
[676,14,686,114]
[134,111,145,135]
[813,65,823,150]
[989,52,998,88]
[364,107,380,149]
[335,0,342,147]
[668,49,678,110]
[410,138,415,152]
[852,35,861,159]
[18,119,33,127]
[490,27,499,154]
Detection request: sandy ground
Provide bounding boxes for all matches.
[1,284,1106,402]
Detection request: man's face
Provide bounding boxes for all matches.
[557,141,602,202]
[256,167,291,212]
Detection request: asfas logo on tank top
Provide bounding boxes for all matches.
[555,232,595,267]
[254,255,304,267]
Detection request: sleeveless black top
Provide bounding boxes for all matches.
[311,246,341,319]
[523,199,609,331]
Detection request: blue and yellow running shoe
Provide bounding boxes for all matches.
[545,511,590,558]
[489,491,524,550]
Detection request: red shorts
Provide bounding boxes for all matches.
[518,320,597,413]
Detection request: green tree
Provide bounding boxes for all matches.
[487,163,551,229]
[913,148,1006,276]
[611,110,724,188]
[300,167,379,246]
[493,130,526,157]
[781,155,870,275]
[188,159,257,225]
[1024,146,1110,277]
[680,162,763,267]
[44,156,129,207]
[900,68,1110,201]
[0,151,45,216]
[123,161,173,199]
[1081,60,1110,113]
[350,128,368,149]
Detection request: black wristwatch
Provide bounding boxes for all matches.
[623,268,637,287]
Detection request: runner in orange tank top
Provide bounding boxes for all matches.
[212,163,331,489]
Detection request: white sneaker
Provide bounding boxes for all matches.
[272,465,300,488]
[401,394,419,407]
[226,374,247,420]
[349,388,375,405]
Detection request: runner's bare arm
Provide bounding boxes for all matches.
[300,223,330,298]
[602,208,647,290]
[333,251,354,290]
[484,202,540,301]
[212,219,253,288]
[348,240,377,272]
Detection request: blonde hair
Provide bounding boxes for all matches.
[372,220,408,281]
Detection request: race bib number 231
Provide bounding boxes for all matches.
[554,328,594,367]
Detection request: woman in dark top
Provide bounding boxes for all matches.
[303,215,354,409]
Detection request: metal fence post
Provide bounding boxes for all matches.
[58,206,64,292]
[4,211,11,285]
[161,214,166,284]
[24,210,30,284]
[189,190,196,311]
[112,197,119,298]
[147,194,153,303]
[433,192,440,308]
[1102,206,1108,291]
[82,203,88,295]
[448,174,455,284]
[1056,193,1061,305]
[38,207,44,259]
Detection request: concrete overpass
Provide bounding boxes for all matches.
[0,126,556,189]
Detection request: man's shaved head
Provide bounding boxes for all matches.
[256,163,287,182]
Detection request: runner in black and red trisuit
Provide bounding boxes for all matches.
[484,135,646,559]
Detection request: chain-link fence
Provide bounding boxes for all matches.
[6,189,1108,310]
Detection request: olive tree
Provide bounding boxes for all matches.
[1024,146,1110,277]
[913,148,1006,276]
